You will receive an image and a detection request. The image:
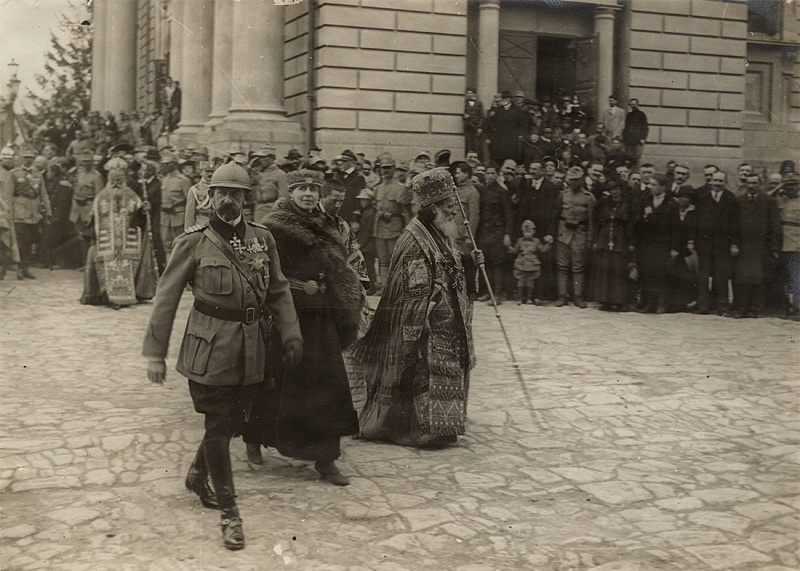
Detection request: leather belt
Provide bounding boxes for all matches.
[560,218,586,230]
[193,299,266,324]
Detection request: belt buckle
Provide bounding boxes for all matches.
[245,307,256,324]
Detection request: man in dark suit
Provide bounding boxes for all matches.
[333,149,367,224]
[463,88,485,160]
[730,174,782,317]
[515,161,560,301]
[694,164,719,198]
[694,170,740,314]
[622,98,649,166]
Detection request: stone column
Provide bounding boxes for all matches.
[104,0,137,113]
[477,0,500,109]
[207,0,233,123]
[90,0,107,112]
[177,0,214,131]
[228,0,288,118]
[169,0,184,84]
[595,7,617,120]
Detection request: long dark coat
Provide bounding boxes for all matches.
[257,198,362,461]
[592,196,635,304]
[488,105,526,163]
[734,192,782,284]
[695,189,740,274]
[636,194,675,296]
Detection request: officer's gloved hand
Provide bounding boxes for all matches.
[283,338,304,367]
[147,359,166,384]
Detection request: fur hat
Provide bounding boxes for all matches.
[287,169,325,189]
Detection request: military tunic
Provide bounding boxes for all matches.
[69,166,104,230]
[160,171,191,256]
[142,216,301,387]
[7,167,51,270]
[556,187,595,273]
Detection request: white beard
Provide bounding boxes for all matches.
[433,209,459,240]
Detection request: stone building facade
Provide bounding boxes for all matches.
[90,0,799,179]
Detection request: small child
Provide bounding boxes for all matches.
[513,220,552,305]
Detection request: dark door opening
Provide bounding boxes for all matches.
[536,36,575,102]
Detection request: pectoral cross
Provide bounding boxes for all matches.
[608,241,615,249]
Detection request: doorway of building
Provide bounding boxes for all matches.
[536,36,575,102]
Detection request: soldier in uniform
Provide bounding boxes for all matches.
[143,162,302,550]
[158,152,191,258]
[555,166,596,308]
[0,146,20,279]
[7,148,51,280]
[69,151,104,266]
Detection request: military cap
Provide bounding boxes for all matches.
[521,219,536,232]
[512,90,525,98]
[378,157,396,168]
[0,146,15,159]
[783,172,800,186]
[356,188,375,200]
[396,160,409,172]
[20,147,36,158]
[412,168,457,207]
[337,149,357,162]
[251,144,277,158]
[285,148,303,160]
[191,146,209,157]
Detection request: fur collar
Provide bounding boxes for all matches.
[266,198,363,348]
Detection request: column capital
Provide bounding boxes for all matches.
[479,0,500,9]
[594,5,621,18]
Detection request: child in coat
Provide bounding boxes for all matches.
[513,219,552,305]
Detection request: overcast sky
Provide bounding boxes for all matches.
[0,0,89,111]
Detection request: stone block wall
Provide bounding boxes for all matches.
[625,0,749,176]
[309,0,469,160]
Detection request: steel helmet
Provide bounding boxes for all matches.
[209,162,251,191]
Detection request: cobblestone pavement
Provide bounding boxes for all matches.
[0,269,798,571]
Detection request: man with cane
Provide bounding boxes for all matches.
[353,168,484,448]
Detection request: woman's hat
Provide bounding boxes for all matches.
[287,169,325,189]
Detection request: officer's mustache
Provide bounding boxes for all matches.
[216,202,240,221]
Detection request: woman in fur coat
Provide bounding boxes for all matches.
[244,170,361,485]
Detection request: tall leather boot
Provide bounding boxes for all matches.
[203,437,244,550]
[573,273,587,308]
[555,271,569,307]
[185,442,219,510]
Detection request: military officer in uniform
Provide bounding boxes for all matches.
[555,166,596,308]
[143,162,302,550]
[158,152,191,258]
[7,148,51,280]
[69,151,104,266]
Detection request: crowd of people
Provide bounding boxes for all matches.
[2,89,798,550]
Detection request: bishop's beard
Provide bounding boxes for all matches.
[433,208,459,240]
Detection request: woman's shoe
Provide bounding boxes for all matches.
[220,516,245,550]
[315,460,350,486]
[185,470,220,510]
